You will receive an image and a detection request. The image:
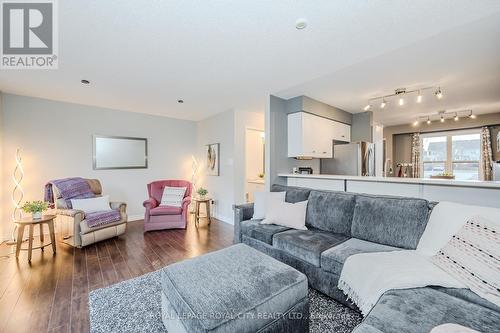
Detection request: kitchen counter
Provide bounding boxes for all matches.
[278,173,500,189]
[278,173,500,208]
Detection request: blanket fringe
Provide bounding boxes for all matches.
[338,279,373,316]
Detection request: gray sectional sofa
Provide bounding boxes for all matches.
[234,184,500,333]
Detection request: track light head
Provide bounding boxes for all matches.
[454,113,459,121]
[435,87,443,99]
[413,120,419,126]
[440,116,445,123]
[469,112,476,119]
[364,104,371,111]
[380,99,386,109]
[398,97,405,106]
[426,117,431,125]
[417,91,422,103]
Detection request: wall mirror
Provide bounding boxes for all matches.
[93,135,148,169]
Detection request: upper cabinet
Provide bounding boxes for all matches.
[288,112,351,158]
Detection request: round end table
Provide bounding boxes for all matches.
[15,215,57,262]
[192,197,211,227]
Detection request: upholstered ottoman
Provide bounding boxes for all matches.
[161,244,309,333]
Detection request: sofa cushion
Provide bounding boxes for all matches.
[305,190,356,235]
[150,206,182,216]
[321,238,400,275]
[433,287,500,313]
[353,287,500,333]
[271,184,311,203]
[351,194,432,249]
[240,219,290,245]
[161,244,308,333]
[273,229,348,266]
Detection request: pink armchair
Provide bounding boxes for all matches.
[143,180,192,231]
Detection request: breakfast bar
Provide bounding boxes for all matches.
[278,174,500,209]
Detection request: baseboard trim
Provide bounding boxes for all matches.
[127,214,143,222]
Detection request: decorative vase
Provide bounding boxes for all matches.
[199,195,206,200]
[32,211,42,219]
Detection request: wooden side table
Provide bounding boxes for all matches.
[193,197,211,227]
[15,215,57,262]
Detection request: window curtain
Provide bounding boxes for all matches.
[481,126,493,180]
[411,133,421,178]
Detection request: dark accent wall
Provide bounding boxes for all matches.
[351,111,373,142]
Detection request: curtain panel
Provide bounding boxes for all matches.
[481,126,493,181]
[411,133,421,178]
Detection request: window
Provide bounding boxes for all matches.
[421,129,481,180]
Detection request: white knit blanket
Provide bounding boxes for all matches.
[338,250,465,316]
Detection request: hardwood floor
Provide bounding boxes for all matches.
[0,217,234,333]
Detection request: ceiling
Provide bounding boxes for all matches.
[277,10,500,126]
[1,1,500,123]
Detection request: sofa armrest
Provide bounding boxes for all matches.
[56,208,85,219]
[143,198,158,209]
[182,196,192,208]
[110,201,127,222]
[233,203,254,244]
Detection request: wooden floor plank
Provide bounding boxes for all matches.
[0,218,232,333]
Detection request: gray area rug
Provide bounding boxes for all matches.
[89,270,362,333]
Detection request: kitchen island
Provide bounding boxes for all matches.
[278,173,500,208]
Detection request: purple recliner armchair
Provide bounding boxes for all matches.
[143,180,192,231]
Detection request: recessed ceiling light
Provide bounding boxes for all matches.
[81,79,90,85]
[177,99,184,104]
[295,18,308,30]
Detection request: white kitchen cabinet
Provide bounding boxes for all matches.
[332,121,351,142]
[288,112,350,158]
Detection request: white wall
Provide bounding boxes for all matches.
[195,109,264,223]
[0,94,197,240]
[196,110,235,223]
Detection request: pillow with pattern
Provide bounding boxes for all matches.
[160,186,187,208]
[431,215,499,307]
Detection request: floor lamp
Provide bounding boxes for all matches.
[190,155,199,213]
[6,148,24,245]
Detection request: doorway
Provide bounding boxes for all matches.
[245,128,265,202]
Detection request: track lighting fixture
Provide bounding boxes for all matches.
[363,86,442,111]
[414,109,474,126]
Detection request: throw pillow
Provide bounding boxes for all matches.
[160,186,187,208]
[252,191,285,219]
[71,195,111,213]
[261,199,308,230]
[431,216,500,307]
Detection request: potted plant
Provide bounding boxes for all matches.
[21,200,49,219]
[196,187,208,199]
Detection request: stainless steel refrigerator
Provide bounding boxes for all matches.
[493,162,500,181]
[320,142,375,176]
